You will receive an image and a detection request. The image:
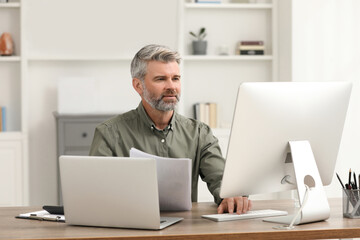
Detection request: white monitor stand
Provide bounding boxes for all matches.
[264,140,330,225]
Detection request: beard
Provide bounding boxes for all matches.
[142,84,180,112]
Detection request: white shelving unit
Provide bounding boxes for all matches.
[0,0,28,206]
[184,55,273,61]
[185,3,272,9]
[0,2,20,8]
[0,56,21,61]
[0,0,22,132]
[179,0,277,201]
[180,0,277,129]
[27,56,133,61]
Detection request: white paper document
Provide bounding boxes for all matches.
[129,148,192,211]
[16,210,65,222]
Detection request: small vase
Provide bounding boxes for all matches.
[192,41,207,55]
[0,32,14,56]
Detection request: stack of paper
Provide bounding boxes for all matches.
[130,148,192,211]
[16,210,65,222]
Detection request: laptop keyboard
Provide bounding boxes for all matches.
[202,209,288,222]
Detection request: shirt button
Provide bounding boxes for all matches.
[161,139,165,143]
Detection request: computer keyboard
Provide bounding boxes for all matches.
[201,209,288,222]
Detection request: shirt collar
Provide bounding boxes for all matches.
[137,102,175,132]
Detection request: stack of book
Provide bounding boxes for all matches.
[0,106,6,132]
[193,103,217,128]
[236,41,265,55]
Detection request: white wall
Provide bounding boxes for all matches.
[291,0,360,197]
[26,0,179,205]
[277,0,292,82]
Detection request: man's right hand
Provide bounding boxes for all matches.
[217,196,252,214]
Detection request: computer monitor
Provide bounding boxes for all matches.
[220,82,352,199]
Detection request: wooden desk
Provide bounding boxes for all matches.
[1,199,360,240]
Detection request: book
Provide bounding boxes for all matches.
[199,103,207,125]
[0,107,2,132]
[240,50,264,55]
[193,103,200,121]
[194,103,203,122]
[209,103,217,128]
[204,103,210,127]
[240,41,264,45]
[236,41,265,55]
[193,103,218,128]
[237,46,265,55]
[239,45,265,50]
[1,107,6,131]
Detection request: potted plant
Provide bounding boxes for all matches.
[189,27,207,55]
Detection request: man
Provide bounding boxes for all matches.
[89,44,251,214]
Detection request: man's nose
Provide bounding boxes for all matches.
[165,79,176,89]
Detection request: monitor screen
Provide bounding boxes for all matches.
[220,82,352,198]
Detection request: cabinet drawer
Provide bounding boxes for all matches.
[64,123,98,147]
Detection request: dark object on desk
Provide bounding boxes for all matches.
[353,172,358,189]
[43,205,64,215]
[342,188,360,218]
[349,168,352,186]
[336,173,345,189]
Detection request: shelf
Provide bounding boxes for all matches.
[0,2,20,8]
[28,55,273,62]
[184,55,273,61]
[28,56,133,61]
[185,3,272,9]
[0,131,22,141]
[212,128,231,135]
[0,56,21,62]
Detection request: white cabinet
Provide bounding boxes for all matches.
[0,0,27,206]
[0,133,24,206]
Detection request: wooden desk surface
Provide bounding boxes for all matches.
[1,199,360,240]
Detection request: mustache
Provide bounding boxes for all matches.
[160,90,180,100]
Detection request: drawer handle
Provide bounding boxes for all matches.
[82,132,88,138]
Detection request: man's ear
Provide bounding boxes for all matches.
[132,78,143,96]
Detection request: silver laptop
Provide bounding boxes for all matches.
[59,156,183,230]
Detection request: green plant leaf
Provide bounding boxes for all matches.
[190,28,206,40]
[200,33,207,40]
[189,32,197,38]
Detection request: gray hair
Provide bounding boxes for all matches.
[130,44,181,81]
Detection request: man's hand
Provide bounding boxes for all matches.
[217,196,252,214]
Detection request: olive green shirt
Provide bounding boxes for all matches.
[89,102,225,205]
